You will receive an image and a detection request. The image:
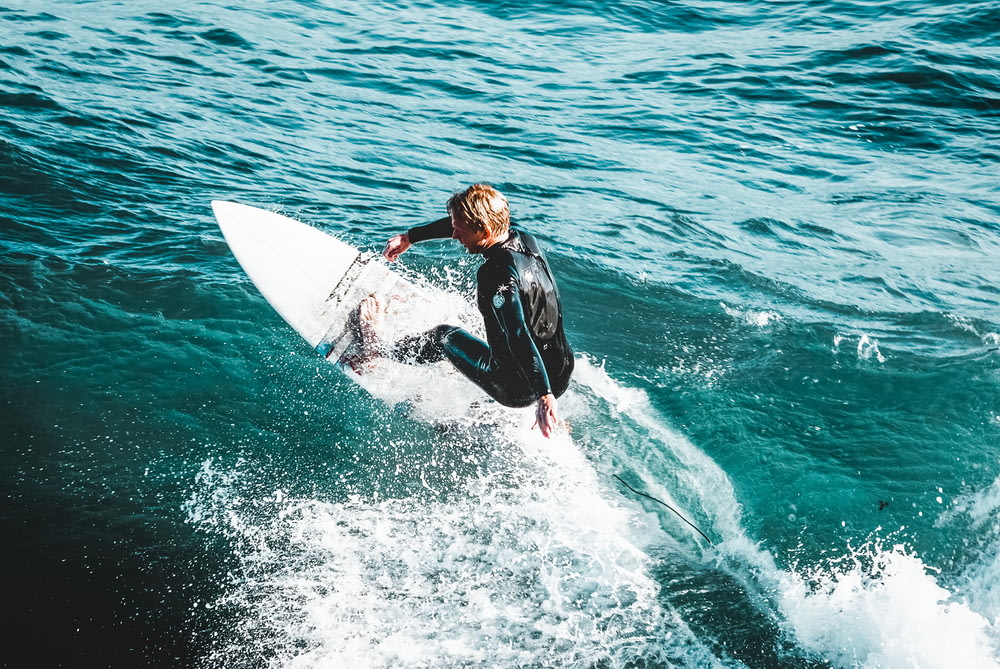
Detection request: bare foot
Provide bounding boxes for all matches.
[352,295,385,369]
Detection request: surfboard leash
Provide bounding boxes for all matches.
[612,474,713,545]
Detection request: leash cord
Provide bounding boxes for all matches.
[612,474,713,545]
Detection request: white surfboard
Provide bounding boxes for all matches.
[212,200,489,419]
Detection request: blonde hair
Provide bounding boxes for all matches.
[447,184,510,237]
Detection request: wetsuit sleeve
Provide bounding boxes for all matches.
[481,264,553,400]
[407,216,451,243]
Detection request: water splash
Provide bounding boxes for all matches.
[947,475,1000,637]
[721,301,782,328]
[569,358,1000,668]
[777,538,998,669]
[184,426,724,667]
[183,358,1000,668]
[833,333,886,364]
[568,356,745,547]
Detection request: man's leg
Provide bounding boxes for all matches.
[438,330,535,408]
[389,325,462,364]
[359,297,532,407]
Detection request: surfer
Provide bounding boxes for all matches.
[359,183,574,437]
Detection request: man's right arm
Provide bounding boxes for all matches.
[383,216,451,262]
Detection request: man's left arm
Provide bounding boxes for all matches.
[487,272,560,437]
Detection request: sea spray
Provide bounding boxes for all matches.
[946,474,1000,642]
[776,538,998,669]
[566,357,1000,668]
[184,426,724,668]
[568,355,746,548]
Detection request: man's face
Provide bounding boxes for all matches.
[451,214,491,253]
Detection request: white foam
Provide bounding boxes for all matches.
[947,475,1000,636]
[777,539,999,669]
[184,427,724,668]
[570,356,746,547]
[721,301,782,328]
[833,333,887,363]
[945,314,1000,348]
[184,355,1000,668]
[569,359,1000,668]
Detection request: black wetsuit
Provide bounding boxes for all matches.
[391,217,574,408]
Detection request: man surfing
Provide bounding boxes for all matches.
[358,184,574,438]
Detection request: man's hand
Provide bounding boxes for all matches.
[533,393,559,438]
[383,233,411,262]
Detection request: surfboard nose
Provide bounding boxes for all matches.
[212,200,251,226]
[211,200,363,348]
[210,200,230,215]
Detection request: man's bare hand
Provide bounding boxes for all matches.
[533,393,559,438]
[383,233,411,262]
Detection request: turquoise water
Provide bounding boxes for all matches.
[2,0,999,666]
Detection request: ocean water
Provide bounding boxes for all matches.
[2,0,999,666]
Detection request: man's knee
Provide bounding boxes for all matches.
[393,325,459,364]
[431,324,460,341]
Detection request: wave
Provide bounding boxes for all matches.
[777,537,999,668]
[183,446,721,667]
[183,346,1000,666]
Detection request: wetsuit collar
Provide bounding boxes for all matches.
[482,230,520,257]
[481,230,510,253]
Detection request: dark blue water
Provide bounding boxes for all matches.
[2,1,999,666]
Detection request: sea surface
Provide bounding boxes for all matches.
[2,0,999,667]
